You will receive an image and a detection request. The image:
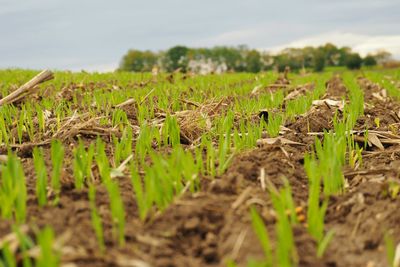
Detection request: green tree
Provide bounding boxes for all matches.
[302,46,317,68]
[338,47,352,66]
[345,53,363,70]
[260,53,274,70]
[119,50,157,72]
[245,49,262,73]
[373,50,392,64]
[118,43,373,73]
[320,43,340,66]
[165,46,190,72]
[210,46,244,71]
[313,51,325,72]
[363,55,377,67]
[274,51,302,72]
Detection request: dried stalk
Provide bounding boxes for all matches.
[0,69,54,106]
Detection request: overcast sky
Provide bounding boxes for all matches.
[1,0,400,71]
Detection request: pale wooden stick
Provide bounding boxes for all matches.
[0,69,54,106]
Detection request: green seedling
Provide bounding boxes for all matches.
[0,112,10,145]
[304,153,335,258]
[347,135,363,169]
[135,122,156,164]
[36,104,46,135]
[95,138,125,246]
[384,232,397,267]
[113,127,133,167]
[0,244,16,267]
[364,129,369,150]
[162,115,181,147]
[366,71,400,100]
[268,179,298,266]
[33,147,48,206]
[1,224,58,267]
[0,153,27,223]
[130,162,147,221]
[17,111,24,144]
[205,136,216,177]
[217,112,234,175]
[95,137,111,180]
[342,73,364,131]
[389,182,400,199]
[266,112,283,138]
[50,139,64,204]
[14,225,34,267]
[131,146,200,220]
[36,227,60,267]
[387,181,400,199]
[111,108,129,128]
[374,117,380,128]
[314,132,346,195]
[250,207,273,266]
[88,184,105,252]
[0,226,34,267]
[105,179,126,246]
[73,140,95,189]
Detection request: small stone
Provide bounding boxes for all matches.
[205,232,217,245]
[183,217,200,230]
[203,247,218,263]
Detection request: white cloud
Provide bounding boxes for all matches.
[0,0,55,16]
[194,23,307,48]
[264,32,400,58]
[204,28,262,45]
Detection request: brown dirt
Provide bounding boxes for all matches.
[1,74,400,267]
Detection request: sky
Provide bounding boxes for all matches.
[1,0,400,71]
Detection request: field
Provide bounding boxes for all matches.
[0,68,400,267]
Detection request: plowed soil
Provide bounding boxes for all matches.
[1,73,400,267]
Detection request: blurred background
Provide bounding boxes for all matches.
[1,0,399,72]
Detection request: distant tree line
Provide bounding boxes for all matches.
[119,43,392,73]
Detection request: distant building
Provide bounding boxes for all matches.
[188,58,228,74]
